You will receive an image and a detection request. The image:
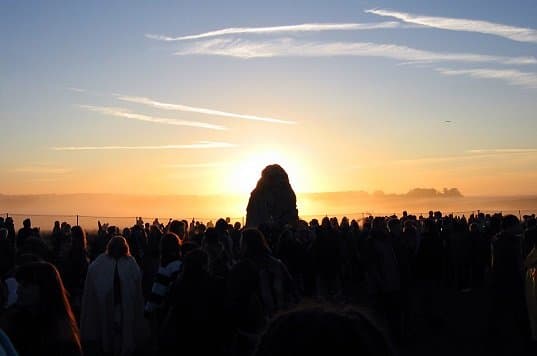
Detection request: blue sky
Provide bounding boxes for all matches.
[1,0,536,196]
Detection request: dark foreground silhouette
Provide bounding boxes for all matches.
[1,209,537,356]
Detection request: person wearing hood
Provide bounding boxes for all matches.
[81,236,148,356]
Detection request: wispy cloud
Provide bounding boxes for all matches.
[467,148,537,154]
[436,68,537,88]
[163,162,231,168]
[51,141,237,151]
[175,38,536,65]
[394,155,470,165]
[11,167,72,174]
[67,87,86,93]
[80,105,226,130]
[25,177,69,183]
[146,21,402,41]
[395,149,537,165]
[366,9,537,43]
[116,95,296,125]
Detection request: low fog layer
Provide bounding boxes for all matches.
[1,188,536,231]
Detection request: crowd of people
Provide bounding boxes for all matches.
[0,211,536,355]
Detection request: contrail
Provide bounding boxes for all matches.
[51,141,237,151]
[116,95,296,125]
[467,148,537,154]
[366,8,537,43]
[11,167,72,174]
[175,37,536,65]
[436,68,537,89]
[80,105,226,130]
[146,21,402,41]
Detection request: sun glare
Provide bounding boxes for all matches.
[227,148,305,194]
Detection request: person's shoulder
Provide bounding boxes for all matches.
[123,255,139,266]
[163,259,182,274]
[89,253,107,267]
[231,259,258,276]
[0,328,18,356]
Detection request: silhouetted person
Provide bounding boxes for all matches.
[0,261,82,355]
[415,219,444,329]
[492,215,524,296]
[491,215,529,355]
[18,235,51,262]
[16,219,33,250]
[365,217,401,340]
[160,249,228,355]
[525,237,537,342]
[389,218,411,287]
[3,217,16,255]
[231,221,242,260]
[255,305,394,356]
[188,222,205,246]
[227,228,296,356]
[90,221,113,261]
[275,228,304,296]
[59,226,89,322]
[470,222,489,288]
[52,222,71,265]
[81,236,147,356]
[51,221,62,261]
[449,220,472,290]
[215,218,234,264]
[129,225,152,298]
[145,223,164,297]
[145,233,182,319]
[523,217,537,259]
[168,220,186,243]
[2,253,42,309]
[0,228,14,278]
[202,227,232,279]
[292,221,315,297]
[147,224,163,261]
[312,218,342,298]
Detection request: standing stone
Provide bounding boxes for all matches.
[246,164,298,228]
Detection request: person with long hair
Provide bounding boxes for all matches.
[160,248,228,355]
[145,233,182,318]
[81,236,147,356]
[60,225,90,321]
[0,261,82,355]
[227,228,296,356]
[202,227,232,279]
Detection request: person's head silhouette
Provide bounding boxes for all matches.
[240,228,269,259]
[255,305,394,356]
[71,226,87,250]
[15,261,81,352]
[160,233,180,266]
[106,236,130,259]
[169,220,186,240]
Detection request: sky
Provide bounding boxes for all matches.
[1,0,537,198]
